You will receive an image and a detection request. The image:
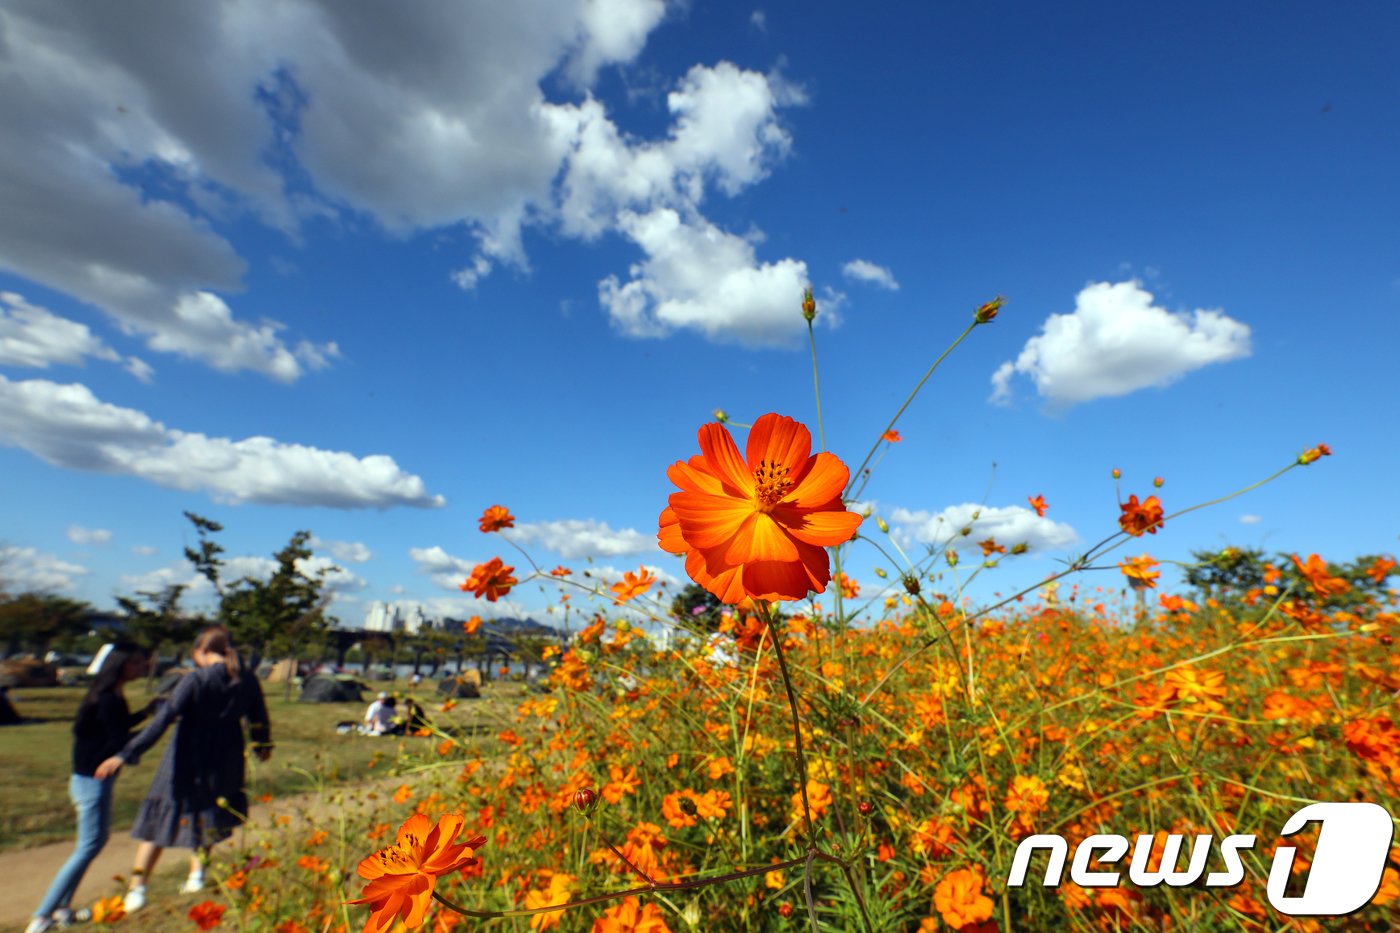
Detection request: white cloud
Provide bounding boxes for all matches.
[990,280,1251,408]
[0,376,445,508]
[600,208,822,347]
[1239,514,1262,525]
[0,292,120,370]
[66,525,113,546]
[512,518,660,559]
[131,545,159,556]
[310,537,373,563]
[841,259,899,291]
[889,503,1078,556]
[750,10,767,31]
[121,552,365,602]
[0,545,88,593]
[0,3,821,357]
[408,546,480,592]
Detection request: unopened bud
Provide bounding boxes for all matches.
[801,287,817,322]
[947,551,959,567]
[1153,476,1164,488]
[779,904,794,918]
[713,409,729,424]
[858,801,873,816]
[873,567,888,579]
[1112,468,1122,479]
[1011,542,1028,555]
[573,787,598,814]
[902,574,921,596]
[974,295,1005,323]
[876,515,889,533]
[959,526,972,537]
[862,505,873,517]
[679,796,698,816]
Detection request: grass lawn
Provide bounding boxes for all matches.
[0,679,522,853]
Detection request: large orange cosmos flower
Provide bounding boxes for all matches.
[1291,553,1351,599]
[658,413,862,604]
[349,812,485,933]
[460,557,517,601]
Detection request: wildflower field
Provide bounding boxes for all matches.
[95,297,1396,933]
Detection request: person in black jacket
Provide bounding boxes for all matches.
[26,642,154,933]
[96,625,271,913]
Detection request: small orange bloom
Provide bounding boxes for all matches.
[188,901,226,930]
[978,539,1006,558]
[393,784,413,804]
[92,895,125,923]
[1366,557,1396,585]
[1119,555,1160,588]
[611,567,657,604]
[837,572,860,599]
[523,872,574,931]
[934,866,995,929]
[550,566,572,577]
[1297,443,1332,465]
[348,813,485,933]
[591,896,673,933]
[462,615,483,635]
[659,413,863,604]
[791,780,834,821]
[882,429,902,443]
[1118,495,1164,536]
[1027,495,1047,517]
[1164,668,1227,712]
[1291,553,1351,599]
[478,505,515,532]
[461,557,517,601]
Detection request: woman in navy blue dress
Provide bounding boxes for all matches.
[95,626,271,912]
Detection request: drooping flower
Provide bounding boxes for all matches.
[188,901,226,930]
[1118,495,1165,536]
[478,505,515,533]
[460,557,517,601]
[611,567,656,604]
[348,812,486,933]
[1027,494,1047,517]
[933,866,995,929]
[659,413,863,604]
[1119,555,1161,588]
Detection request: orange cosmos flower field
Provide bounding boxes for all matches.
[146,295,1396,933]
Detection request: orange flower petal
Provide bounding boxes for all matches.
[666,456,725,495]
[697,422,754,495]
[778,507,864,548]
[746,413,812,480]
[669,492,754,550]
[742,557,823,602]
[782,452,849,509]
[723,513,801,565]
[658,507,686,554]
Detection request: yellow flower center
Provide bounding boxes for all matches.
[753,460,793,512]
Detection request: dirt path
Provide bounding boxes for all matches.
[0,796,289,931]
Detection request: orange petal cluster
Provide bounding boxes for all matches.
[658,414,862,604]
[1118,494,1164,537]
[460,557,517,601]
[348,813,485,933]
[188,901,226,931]
[610,567,656,604]
[1291,553,1351,599]
[478,505,515,533]
[1119,555,1161,588]
[933,866,995,929]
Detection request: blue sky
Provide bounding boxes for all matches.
[1,1,1396,628]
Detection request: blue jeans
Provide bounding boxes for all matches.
[33,775,113,919]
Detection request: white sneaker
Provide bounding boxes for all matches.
[179,876,205,894]
[52,907,91,927]
[24,917,55,933]
[122,887,146,913]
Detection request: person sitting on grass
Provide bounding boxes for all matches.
[363,694,398,735]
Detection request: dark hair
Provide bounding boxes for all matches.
[77,641,148,718]
[194,625,242,684]
[383,696,397,709]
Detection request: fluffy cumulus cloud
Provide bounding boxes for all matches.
[990,280,1252,408]
[889,503,1078,556]
[841,259,899,291]
[121,552,365,605]
[0,292,147,377]
[310,537,373,563]
[511,518,659,559]
[66,525,112,546]
[0,545,88,592]
[0,2,820,356]
[0,376,445,508]
[409,546,481,592]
